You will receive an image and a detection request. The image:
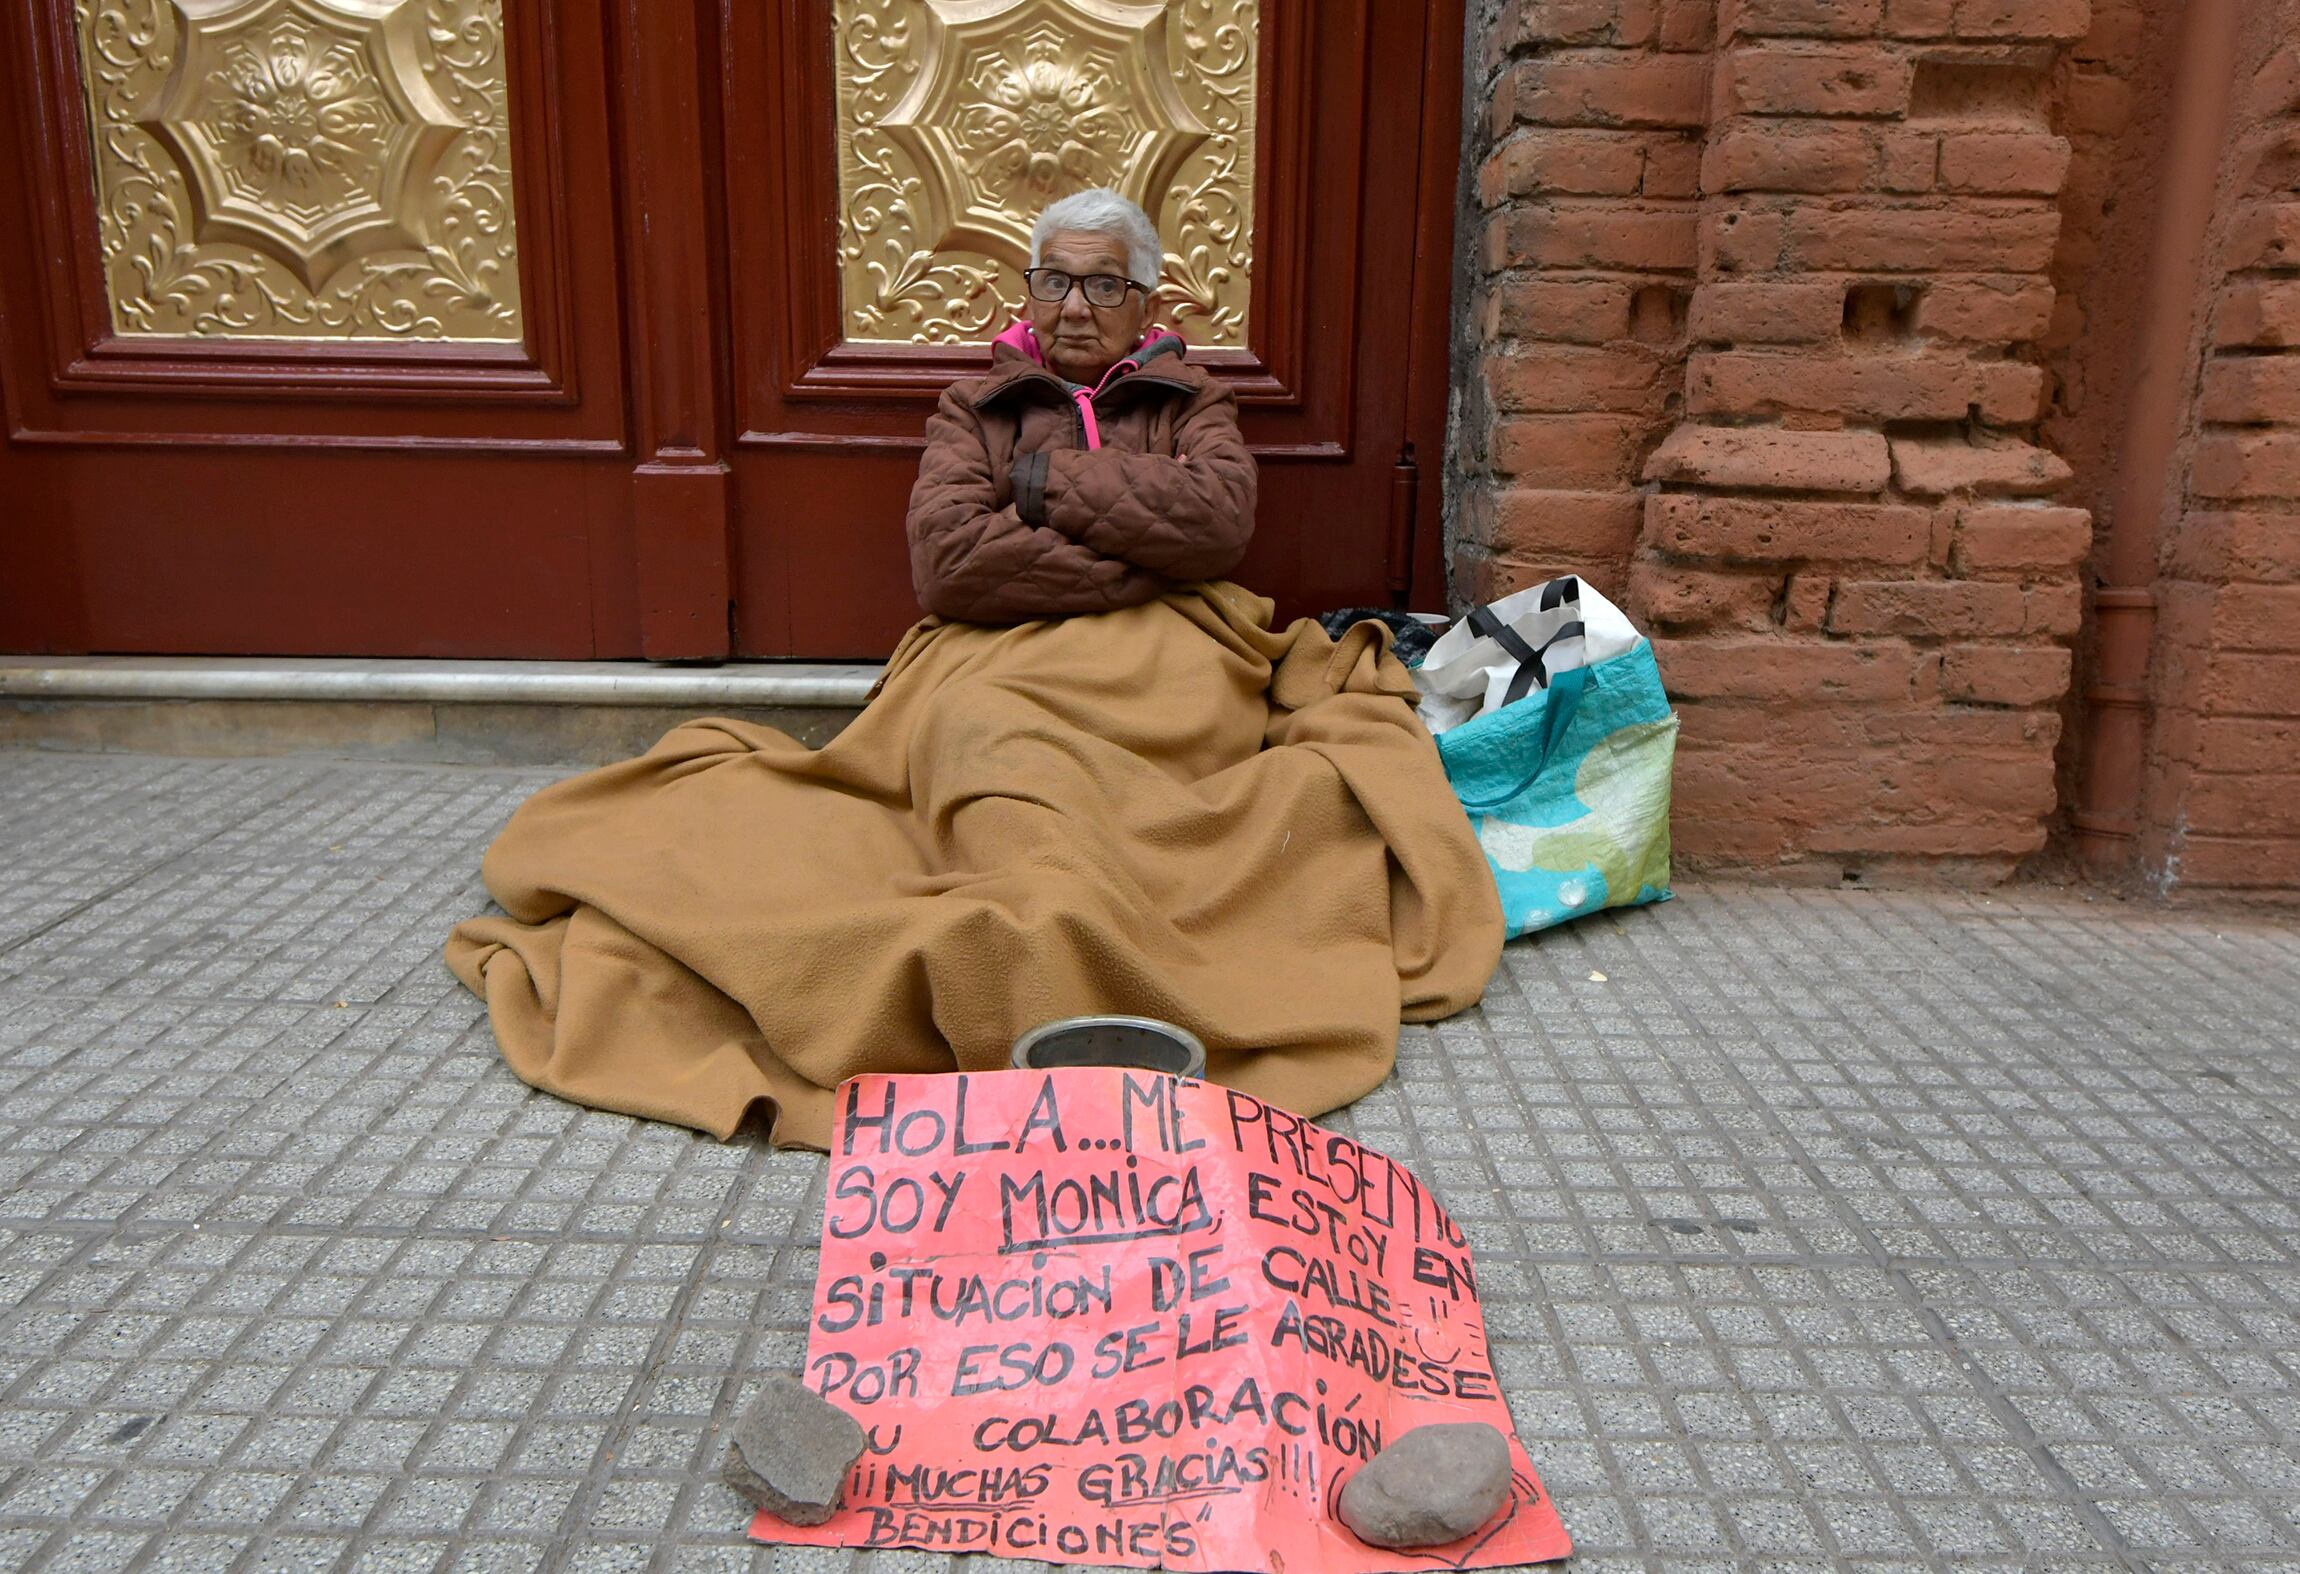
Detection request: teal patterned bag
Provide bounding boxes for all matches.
[1419,578,1677,939]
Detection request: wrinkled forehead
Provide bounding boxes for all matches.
[1036,228,1133,274]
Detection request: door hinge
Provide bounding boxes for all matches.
[1385,443,1419,600]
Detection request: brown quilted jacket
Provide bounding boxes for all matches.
[906,328,1258,623]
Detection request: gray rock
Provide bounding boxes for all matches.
[720,1375,866,1526]
[1337,1421,1512,1549]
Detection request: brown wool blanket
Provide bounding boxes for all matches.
[445,584,1502,1150]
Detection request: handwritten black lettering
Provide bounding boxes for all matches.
[997,1162,1214,1254]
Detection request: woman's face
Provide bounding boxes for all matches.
[1027,228,1154,385]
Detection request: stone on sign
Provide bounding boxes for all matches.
[1338,1421,1514,1549]
[722,1374,868,1526]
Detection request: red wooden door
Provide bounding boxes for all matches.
[0,0,636,658]
[0,0,1461,661]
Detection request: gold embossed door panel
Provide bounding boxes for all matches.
[832,0,1253,347]
[73,0,520,339]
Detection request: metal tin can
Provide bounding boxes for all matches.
[1008,1015,1207,1079]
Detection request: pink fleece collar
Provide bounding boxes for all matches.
[988,320,1179,451]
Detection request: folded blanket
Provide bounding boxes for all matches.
[445,583,1503,1150]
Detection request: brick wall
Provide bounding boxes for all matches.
[1454,0,2097,880]
[2136,15,2300,894]
[1454,0,1714,601]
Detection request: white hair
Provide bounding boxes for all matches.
[1029,189,1163,290]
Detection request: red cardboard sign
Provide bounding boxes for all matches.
[754,1069,1571,1570]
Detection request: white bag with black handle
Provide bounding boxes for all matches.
[1413,576,1642,735]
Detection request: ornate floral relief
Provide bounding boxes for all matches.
[834,0,1255,347]
[73,0,521,339]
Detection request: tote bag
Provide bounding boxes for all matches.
[1419,577,1678,939]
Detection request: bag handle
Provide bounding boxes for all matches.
[1453,663,1589,814]
[1464,608,1588,708]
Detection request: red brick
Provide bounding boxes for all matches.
[1501,0,1662,48]
[1492,414,1650,486]
[1666,816,1797,864]
[2255,42,2300,117]
[1499,203,1701,270]
[2213,280,2300,348]
[2164,512,2300,584]
[1701,206,1789,272]
[2026,580,2081,634]
[1671,747,1888,823]
[1728,0,1884,36]
[2166,835,2300,889]
[2196,653,2300,715]
[1950,504,2092,573]
[1492,130,1651,197]
[1642,137,1704,197]
[2184,775,2300,837]
[1828,579,2029,636]
[1628,563,1784,628]
[1489,346,1669,413]
[1508,53,1711,128]
[2237,131,2300,196]
[1888,750,2060,816]
[1456,548,1638,604]
[1644,424,1893,491]
[1703,126,1875,192]
[1867,701,2061,749]
[2062,71,2133,136]
[1658,0,1717,50]
[1940,642,2073,704]
[1889,436,2073,496]
[2193,718,2300,774]
[1876,129,1942,191]
[1689,350,2044,422]
[1805,818,2048,857]
[1646,493,1931,560]
[2072,0,2143,62]
[1937,132,2072,194]
[1883,0,1953,34]
[1487,488,1648,558]
[1785,202,2060,271]
[1782,571,1833,629]
[1689,280,1846,342]
[1653,636,1921,699]
[1950,0,2089,39]
[1665,0,1720,50]
[2212,584,2300,651]
[1915,277,2056,342]
[2227,202,2300,271]
[2192,434,2300,500]
[1494,278,1636,342]
[1722,45,1915,116]
[2199,357,2300,424]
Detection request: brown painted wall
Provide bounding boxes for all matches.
[1450,0,2299,894]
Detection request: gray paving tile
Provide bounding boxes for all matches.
[3,752,2300,1570]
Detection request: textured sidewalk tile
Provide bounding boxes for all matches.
[1,752,2299,1570]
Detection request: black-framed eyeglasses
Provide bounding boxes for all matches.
[1022,268,1146,309]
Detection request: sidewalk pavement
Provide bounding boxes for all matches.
[1,749,2297,1573]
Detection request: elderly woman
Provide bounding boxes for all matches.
[446,189,1499,1152]
[908,189,1257,622]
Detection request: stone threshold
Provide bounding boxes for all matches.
[0,655,882,707]
[0,657,883,766]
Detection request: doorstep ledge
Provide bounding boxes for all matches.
[0,656,884,709]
